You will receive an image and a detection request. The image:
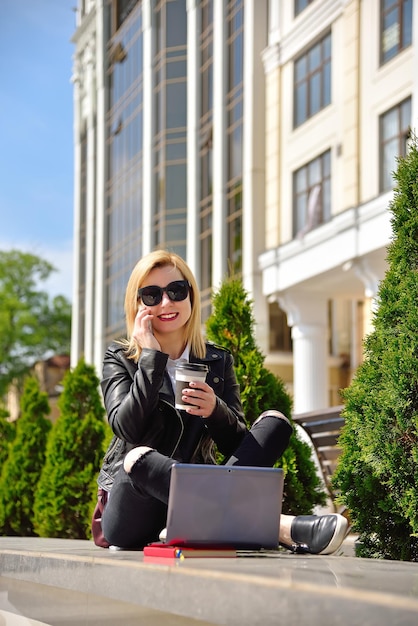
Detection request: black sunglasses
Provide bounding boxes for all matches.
[137,280,191,306]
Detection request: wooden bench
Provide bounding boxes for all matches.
[292,405,345,502]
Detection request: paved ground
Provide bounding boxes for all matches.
[1,534,418,625]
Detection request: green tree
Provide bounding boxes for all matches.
[33,359,106,539]
[0,408,16,469]
[0,378,51,536]
[0,250,71,398]
[333,137,418,561]
[206,276,326,514]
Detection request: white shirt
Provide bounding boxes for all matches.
[166,345,190,392]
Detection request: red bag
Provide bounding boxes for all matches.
[91,488,110,548]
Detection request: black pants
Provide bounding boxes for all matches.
[101,412,292,549]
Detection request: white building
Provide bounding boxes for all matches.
[71,0,417,414]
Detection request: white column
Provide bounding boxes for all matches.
[279,292,329,413]
[292,323,329,413]
[242,0,268,352]
[212,0,227,287]
[83,42,96,364]
[142,0,154,255]
[93,0,106,375]
[70,60,82,368]
[186,0,200,278]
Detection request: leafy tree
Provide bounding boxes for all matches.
[333,137,418,561]
[206,276,326,514]
[33,359,106,539]
[0,378,51,536]
[0,250,71,398]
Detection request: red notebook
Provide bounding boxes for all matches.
[143,542,236,559]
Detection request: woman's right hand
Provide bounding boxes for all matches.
[132,307,161,351]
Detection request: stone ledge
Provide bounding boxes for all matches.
[1,537,418,626]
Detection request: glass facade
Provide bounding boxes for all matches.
[226,0,244,276]
[77,129,87,355]
[199,0,214,320]
[153,0,188,258]
[104,2,143,343]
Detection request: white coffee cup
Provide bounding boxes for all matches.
[175,363,208,409]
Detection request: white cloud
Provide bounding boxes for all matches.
[0,239,74,302]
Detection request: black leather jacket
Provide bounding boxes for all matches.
[97,341,247,491]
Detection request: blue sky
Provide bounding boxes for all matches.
[0,1,76,301]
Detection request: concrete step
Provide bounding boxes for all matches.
[1,536,418,625]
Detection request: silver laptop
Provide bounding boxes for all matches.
[164,464,284,549]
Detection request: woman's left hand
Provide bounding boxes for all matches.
[181,381,216,418]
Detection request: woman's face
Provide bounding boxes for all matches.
[138,264,192,337]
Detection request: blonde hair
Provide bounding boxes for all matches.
[122,250,206,361]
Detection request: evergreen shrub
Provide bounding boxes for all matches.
[333,137,418,561]
[33,358,106,539]
[0,378,51,535]
[0,408,16,469]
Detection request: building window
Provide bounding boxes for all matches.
[380,0,413,65]
[226,0,244,276]
[379,98,411,192]
[294,0,314,17]
[294,32,331,128]
[293,150,331,237]
[114,0,139,31]
[152,0,187,254]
